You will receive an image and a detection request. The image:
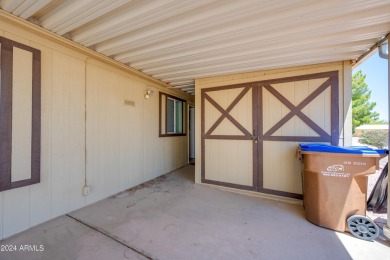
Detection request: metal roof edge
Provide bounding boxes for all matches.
[0,10,194,102]
[352,32,390,69]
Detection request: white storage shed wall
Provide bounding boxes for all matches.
[0,15,191,240]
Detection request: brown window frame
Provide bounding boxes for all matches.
[159,92,187,137]
[0,36,41,192]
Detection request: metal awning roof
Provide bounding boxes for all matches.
[1,0,390,95]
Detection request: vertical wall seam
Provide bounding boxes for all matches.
[84,60,88,186]
[96,67,99,202]
[28,40,31,230]
[84,58,88,206]
[50,49,53,219]
[68,57,71,212]
[142,84,145,183]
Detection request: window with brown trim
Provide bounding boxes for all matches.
[159,92,186,137]
[0,36,41,192]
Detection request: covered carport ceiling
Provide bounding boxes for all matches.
[1,0,390,95]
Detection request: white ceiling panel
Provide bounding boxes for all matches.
[1,0,390,93]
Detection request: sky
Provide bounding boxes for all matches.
[353,51,388,122]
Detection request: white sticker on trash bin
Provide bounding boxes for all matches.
[321,164,350,178]
[343,160,367,166]
[327,165,344,172]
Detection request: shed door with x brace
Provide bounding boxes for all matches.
[201,71,339,199]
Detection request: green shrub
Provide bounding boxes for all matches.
[359,130,388,149]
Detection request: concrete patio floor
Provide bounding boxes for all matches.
[1,165,389,260]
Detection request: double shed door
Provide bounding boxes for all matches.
[201,71,339,199]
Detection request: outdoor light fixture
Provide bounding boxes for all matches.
[144,89,154,99]
[378,43,388,60]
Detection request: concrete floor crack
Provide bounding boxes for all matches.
[65,214,154,260]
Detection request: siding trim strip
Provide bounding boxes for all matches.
[0,40,13,192]
[255,84,262,192]
[0,36,41,192]
[331,73,340,145]
[201,90,206,181]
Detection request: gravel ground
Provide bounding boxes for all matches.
[352,137,388,228]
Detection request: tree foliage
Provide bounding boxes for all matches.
[352,70,379,132]
[359,130,388,149]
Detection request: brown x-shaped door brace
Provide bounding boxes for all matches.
[202,72,338,144]
[262,74,338,144]
[204,86,252,140]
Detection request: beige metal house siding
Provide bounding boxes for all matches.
[0,17,191,240]
[195,62,352,198]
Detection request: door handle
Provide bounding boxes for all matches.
[252,129,258,143]
[252,136,259,143]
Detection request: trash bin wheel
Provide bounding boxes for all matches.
[347,215,379,241]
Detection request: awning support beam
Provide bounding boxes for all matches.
[385,33,390,240]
